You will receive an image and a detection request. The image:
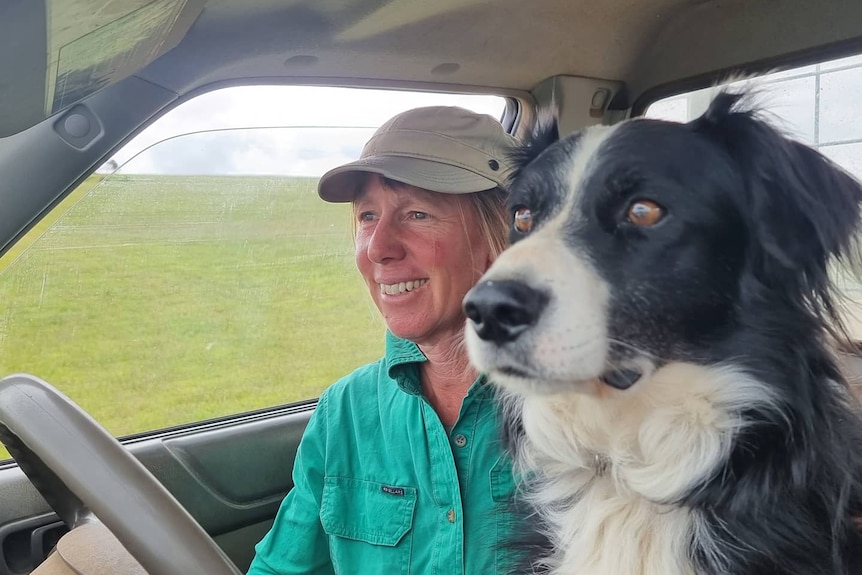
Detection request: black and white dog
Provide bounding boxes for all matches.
[464,91,862,574]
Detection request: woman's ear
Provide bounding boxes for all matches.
[486,248,496,269]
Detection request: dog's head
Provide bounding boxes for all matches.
[464,90,862,396]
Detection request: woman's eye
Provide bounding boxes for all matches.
[358,211,376,222]
[626,200,664,227]
[513,206,533,233]
[411,211,429,220]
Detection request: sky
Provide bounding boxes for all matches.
[106,86,506,177]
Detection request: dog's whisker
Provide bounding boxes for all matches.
[605,337,665,362]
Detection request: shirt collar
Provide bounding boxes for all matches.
[383,331,490,398]
[384,331,426,395]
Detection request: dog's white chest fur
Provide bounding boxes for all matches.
[548,479,694,574]
[510,363,775,575]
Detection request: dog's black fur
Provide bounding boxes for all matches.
[465,91,862,574]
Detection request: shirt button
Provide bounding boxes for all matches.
[453,434,468,447]
[447,509,456,523]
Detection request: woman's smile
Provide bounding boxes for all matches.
[378,278,429,295]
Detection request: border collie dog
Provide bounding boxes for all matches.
[463,91,862,575]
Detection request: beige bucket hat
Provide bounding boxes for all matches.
[318,106,517,202]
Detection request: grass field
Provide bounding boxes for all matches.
[0,175,385,460]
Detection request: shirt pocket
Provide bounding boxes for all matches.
[490,454,519,573]
[490,454,516,503]
[321,476,417,575]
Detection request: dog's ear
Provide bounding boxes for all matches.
[509,109,560,181]
[692,90,862,322]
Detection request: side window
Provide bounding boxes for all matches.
[645,54,862,180]
[645,53,862,338]
[0,87,506,459]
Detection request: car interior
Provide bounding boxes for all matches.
[2,0,862,574]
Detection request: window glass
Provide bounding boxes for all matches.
[645,53,862,337]
[819,66,862,144]
[0,87,506,459]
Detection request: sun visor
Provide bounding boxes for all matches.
[0,0,205,138]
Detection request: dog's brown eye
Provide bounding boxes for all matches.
[513,206,533,233]
[626,200,664,227]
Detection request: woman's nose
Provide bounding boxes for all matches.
[366,218,406,263]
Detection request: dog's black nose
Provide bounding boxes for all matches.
[463,279,548,343]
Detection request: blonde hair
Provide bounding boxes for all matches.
[461,186,509,260]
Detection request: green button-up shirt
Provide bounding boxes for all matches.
[247,332,516,575]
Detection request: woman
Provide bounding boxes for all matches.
[247,106,518,574]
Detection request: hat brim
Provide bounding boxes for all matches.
[317,155,500,202]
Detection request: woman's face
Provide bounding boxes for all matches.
[354,175,493,348]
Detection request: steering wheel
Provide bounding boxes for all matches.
[0,373,243,575]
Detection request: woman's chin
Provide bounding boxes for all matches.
[384,322,429,343]
[384,316,464,348]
